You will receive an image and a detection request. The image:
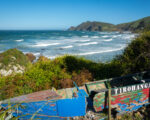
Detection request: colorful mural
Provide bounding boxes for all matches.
[93,83,150,112]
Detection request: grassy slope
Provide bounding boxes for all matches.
[69,16,150,32]
[116,16,150,32]
[69,21,118,31]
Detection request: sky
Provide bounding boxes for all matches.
[0,0,150,30]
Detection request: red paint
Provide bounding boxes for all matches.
[50,104,56,107]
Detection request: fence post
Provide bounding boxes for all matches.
[108,87,111,120]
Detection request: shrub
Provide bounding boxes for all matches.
[117,31,150,74]
[0,48,30,67]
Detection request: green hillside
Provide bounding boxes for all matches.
[68,21,118,31]
[117,16,150,32]
[69,16,150,32]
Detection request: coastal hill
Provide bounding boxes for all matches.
[116,16,150,32]
[69,21,117,31]
[68,16,150,32]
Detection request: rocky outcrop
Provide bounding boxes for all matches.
[38,56,50,62]
[26,53,36,62]
[0,48,30,76]
[0,64,25,76]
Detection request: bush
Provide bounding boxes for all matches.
[0,48,30,67]
[117,31,150,74]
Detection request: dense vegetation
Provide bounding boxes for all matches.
[69,21,117,31]
[69,16,150,32]
[0,31,150,100]
[117,16,150,32]
[0,48,30,69]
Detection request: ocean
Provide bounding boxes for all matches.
[0,30,136,62]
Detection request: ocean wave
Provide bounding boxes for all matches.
[33,53,41,56]
[103,39,113,42]
[60,45,73,49]
[15,39,24,42]
[123,35,135,39]
[79,40,91,42]
[112,35,118,38]
[102,35,109,38]
[82,35,89,38]
[91,36,99,38]
[32,43,60,47]
[78,46,125,55]
[78,42,98,46]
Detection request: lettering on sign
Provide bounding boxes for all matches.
[111,83,150,95]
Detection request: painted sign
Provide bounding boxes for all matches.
[93,83,150,112]
[112,82,150,95]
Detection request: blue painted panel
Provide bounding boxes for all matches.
[1,100,65,120]
[57,97,86,117]
[78,89,88,97]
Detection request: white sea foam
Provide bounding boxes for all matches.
[32,43,60,47]
[33,53,41,56]
[102,35,109,38]
[123,35,135,39]
[103,39,113,42]
[82,35,89,38]
[23,52,28,54]
[78,46,126,56]
[79,40,90,42]
[78,42,98,46]
[91,36,99,38]
[60,45,73,49]
[117,35,122,37]
[15,39,24,42]
[112,35,118,38]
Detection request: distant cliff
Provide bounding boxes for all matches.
[68,21,117,31]
[68,16,150,32]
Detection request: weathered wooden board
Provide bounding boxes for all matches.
[85,81,107,94]
[93,82,150,112]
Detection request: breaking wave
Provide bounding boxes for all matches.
[82,35,89,38]
[79,40,91,42]
[123,35,136,39]
[60,45,73,49]
[102,35,109,38]
[103,39,113,42]
[78,46,126,55]
[91,36,99,38]
[78,42,98,46]
[15,39,24,42]
[32,43,60,47]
